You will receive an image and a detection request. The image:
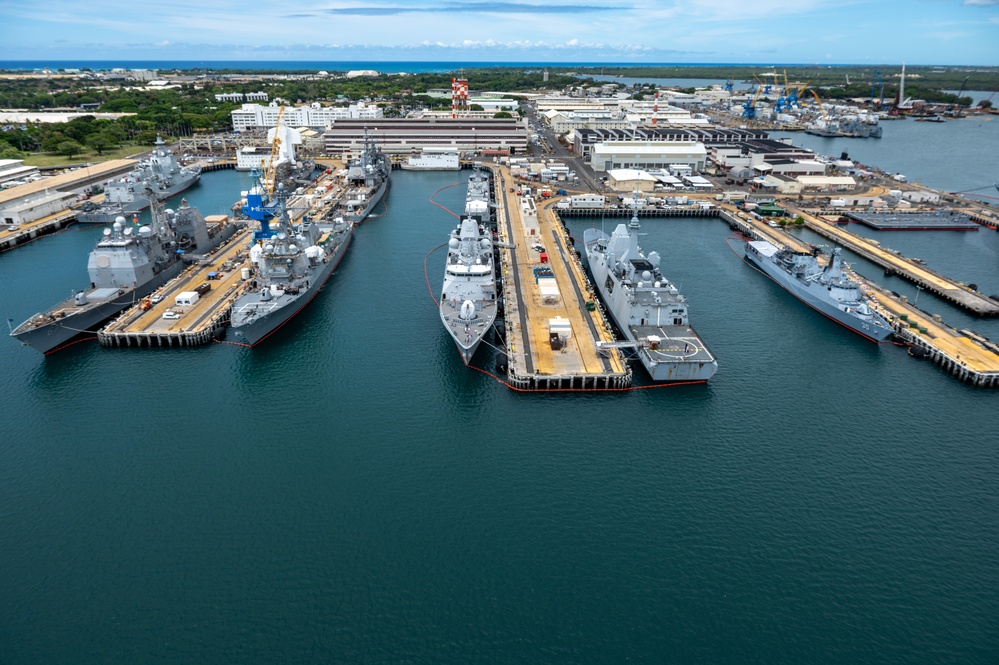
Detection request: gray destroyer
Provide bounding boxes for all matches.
[230,190,352,346]
[440,215,497,363]
[340,132,390,223]
[584,209,718,382]
[744,240,893,342]
[464,163,493,226]
[11,194,235,354]
[77,136,201,223]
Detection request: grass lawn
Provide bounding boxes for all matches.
[23,143,151,168]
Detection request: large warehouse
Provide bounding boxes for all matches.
[589,141,707,173]
[323,118,527,156]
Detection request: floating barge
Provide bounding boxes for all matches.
[845,211,980,231]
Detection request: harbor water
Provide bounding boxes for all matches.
[2,155,998,661]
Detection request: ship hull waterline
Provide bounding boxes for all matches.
[744,244,894,343]
[232,234,352,347]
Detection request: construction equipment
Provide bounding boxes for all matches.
[263,105,285,194]
[810,90,830,124]
[742,84,764,119]
[870,70,885,110]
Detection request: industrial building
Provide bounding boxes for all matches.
[0,159,41,188]
[589,141,707,173]
[215,92,268,103]
[231,101,383,131]
[573,128,767,159]
[323,118,527,156]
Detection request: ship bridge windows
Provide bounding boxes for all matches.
[630,258,654,272]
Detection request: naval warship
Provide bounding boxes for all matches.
[340,131,390,223]
[440,213,498,364]
[744,240,894,341]
[11,191,235,354]
[230,187,352,346]
[584,206,718,382]
[463,163,493,226]
[77,136,201,224]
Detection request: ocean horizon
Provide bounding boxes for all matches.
[0,60,907,73]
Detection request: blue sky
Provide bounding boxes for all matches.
[1,0,997,64]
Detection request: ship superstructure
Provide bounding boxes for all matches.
[12,192,233,353]
[745,240,894,341]
[583,207,717,382]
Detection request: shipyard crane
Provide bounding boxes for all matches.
[810,90,830,124]
[870,70,885,110]
[742,85,764,119]
[947,76,970,117]
[264,105,285,195]
[724,75,734,92]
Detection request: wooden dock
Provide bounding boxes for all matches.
[494,166,631,390]
[98,226,253,348]
[788,206,999,317]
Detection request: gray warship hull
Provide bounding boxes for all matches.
[584,225,718,383]
[231,231,351,346]
[10,263,190,353]
[342,178,389,224]
[76,175,201,224]
[12,207,237,354]
[745,240,894,342]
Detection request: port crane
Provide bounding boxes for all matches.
[946,76,970,117]
[810,90,831,126]
[742,84,764,119]
[870,70,885,110]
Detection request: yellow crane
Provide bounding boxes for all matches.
[262,105,285,195]
[810,90,829,122]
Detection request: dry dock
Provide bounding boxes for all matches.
[494,166,630,390]
[98,225,252,348]
[790,206,999,317]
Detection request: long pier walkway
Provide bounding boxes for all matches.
[852,275,999,388]
[494,166,630,390]
[98,225,253,348]
[789,205,999,316]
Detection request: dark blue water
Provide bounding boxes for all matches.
[2,170,998,661]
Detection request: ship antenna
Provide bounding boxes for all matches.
[629,184,641,230]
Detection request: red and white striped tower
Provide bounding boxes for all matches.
[451,78,469,117]
[652,90,659,126]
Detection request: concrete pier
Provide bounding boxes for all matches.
[98,226,253,348]
[789,206,999,317]
[0,209,77,251]
[493,166,631,390]
[856,278,999,388]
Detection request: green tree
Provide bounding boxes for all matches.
[135,129,160,145]
[86,132,117,155]
[41,133,68,153]
[0,145,22,160]
[493,111,513,119]
[57,140,84,157]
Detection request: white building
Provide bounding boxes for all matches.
[605,169,658,192]
[0,160,41,187]
[589,141,707,173]
[231,101,383,131]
